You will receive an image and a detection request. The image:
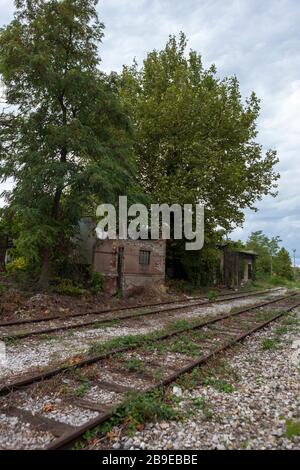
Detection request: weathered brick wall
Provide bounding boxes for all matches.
[93,239,166,295]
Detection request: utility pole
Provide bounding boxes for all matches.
[292,249,296,280]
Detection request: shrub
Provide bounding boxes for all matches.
[207,291,218,302]
[90,271,104,295]
[55,279,87,296]
[5,257,27,274]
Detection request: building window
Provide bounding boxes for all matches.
[139,250,150,266]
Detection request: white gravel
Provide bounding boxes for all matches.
[103,308,300,450]
[9,391,99,427]
[0,413,54,450]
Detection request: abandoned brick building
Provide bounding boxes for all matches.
[219,243,257,289]
[94,238,166,295]
[77,219,166,295]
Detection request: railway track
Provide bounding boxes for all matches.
[0,288,283,341]
[0,292,299,450]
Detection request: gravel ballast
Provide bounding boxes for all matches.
[0,293,281,381]
[96,308,300,450]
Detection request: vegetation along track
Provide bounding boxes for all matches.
[0,288,283,341]
[0,292,299,450]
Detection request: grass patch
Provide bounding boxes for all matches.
[282,316,300,326]
[207,291,218,302]
[87,317,200,357]
[285,419,300,439]
[169,336,201,356]
[166,319,193,331]
[190,396,214,420]
[274,326,288,336]
[123,358,146,374]
[203,376,235,393]
[74,381,91,398]
[146,342,168,355]
[177,358,239,393]
[88,333,156,356]
[261,337,280,350]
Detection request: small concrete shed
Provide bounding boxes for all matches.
[219,244,258,289]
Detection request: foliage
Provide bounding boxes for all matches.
[245,231,281,278]
[190,396,214,420]
[90,271,104,295]
[83,389,179,439]
[119,390,178,433]
[294,267,300,281]
[124,358,146,374]
[203,376,235,393]
[0,0,139,286]
[54,278,87,296]
[207,291,218,302]
[167,236,221,287]
[5,256,27,274]
[273,248,294,280]
[285,420,300,439]
[245,231,293,281]
[261,338,280,350]
[119,33,279,233]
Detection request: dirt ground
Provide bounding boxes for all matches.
[0,274,219,322]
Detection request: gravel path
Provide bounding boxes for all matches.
[99,307,300,450]
[0,293,281,381]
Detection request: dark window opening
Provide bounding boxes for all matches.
[248,263,253,280]
[139,250,150,265]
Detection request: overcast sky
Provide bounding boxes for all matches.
[0,0,300,263]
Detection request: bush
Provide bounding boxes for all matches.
[90,271,104,295]
[5,257,27,274]
[207,291,218,302]
[55,279,87,297]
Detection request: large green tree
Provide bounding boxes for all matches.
[246,230,281,278]
[273,247,294,280]
[119,33,279,233]
[0,0,136,286]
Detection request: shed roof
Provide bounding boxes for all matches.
[218,243,258,257]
